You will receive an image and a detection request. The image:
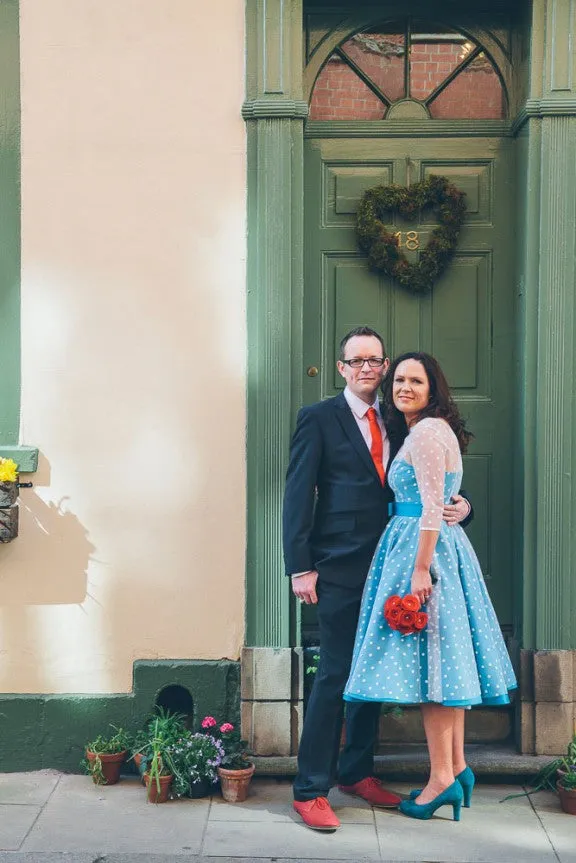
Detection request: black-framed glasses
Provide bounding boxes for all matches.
[342,357,386,369]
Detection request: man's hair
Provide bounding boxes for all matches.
[339,326,387,361]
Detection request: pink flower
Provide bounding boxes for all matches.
[201,716,217,729]
[220,723,234,733]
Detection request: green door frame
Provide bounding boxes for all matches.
[0,0,22,448]
[244,0,576,654]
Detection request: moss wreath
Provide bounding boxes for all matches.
[356,175,467,295]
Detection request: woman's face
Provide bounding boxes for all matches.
[392,359,430,425]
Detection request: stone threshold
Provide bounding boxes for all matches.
[254,743,552,780]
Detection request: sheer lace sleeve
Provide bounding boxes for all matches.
[406,419,451,531]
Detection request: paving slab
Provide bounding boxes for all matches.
[20,775,209,856]
[530,789,576,863]
[375,783,555,863]
[202,819,380,860]
[0,771,60,806]
[0,858,404,863]
[209,778,374,824]
[0,805,41,852]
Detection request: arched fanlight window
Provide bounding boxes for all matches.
[310,20,506,121]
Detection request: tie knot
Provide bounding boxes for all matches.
[367,407,378,422]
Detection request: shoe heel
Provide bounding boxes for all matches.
[456,766,475,809]
[452,801,462,822]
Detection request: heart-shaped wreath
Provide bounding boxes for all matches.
[356,175,467,295]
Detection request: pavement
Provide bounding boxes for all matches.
[0,771,574,863]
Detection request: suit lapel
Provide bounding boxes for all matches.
[334,393,382,485]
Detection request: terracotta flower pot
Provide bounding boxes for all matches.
[86,749,127,785]
[557,780,576,815]
[217,763,255,803]
[144,772,173,804]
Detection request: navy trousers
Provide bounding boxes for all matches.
[293,579,382,801]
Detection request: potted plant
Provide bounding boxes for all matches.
[84,726,131,785]
[143,722,174,804]
[165,730,225,799]
[199,716,255,803]
[557,769,576,815]
[0,457,19,543]
[130,707,187,783]
[504,729,576,812]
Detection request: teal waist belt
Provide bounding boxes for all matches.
[388,502,423,517]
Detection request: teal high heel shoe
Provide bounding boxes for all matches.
[399,780,463,821]
[409,766,476,808]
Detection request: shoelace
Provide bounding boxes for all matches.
[364,777,381,790]
[314,796,330,809]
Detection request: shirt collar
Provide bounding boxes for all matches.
[344,386,381,420]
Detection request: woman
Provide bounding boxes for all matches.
[343,352,516,822]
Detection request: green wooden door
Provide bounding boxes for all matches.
[302,135,515,627]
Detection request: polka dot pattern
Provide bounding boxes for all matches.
[343,418,517,707]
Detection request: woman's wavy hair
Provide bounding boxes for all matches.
[381,351,473,454]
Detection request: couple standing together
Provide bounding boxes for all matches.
[283,326,516,831]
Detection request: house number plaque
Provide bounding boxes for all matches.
[393,231,420,250]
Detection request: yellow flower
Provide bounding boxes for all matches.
[0,458,18,483]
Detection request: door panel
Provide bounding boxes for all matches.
[303,136,515,625]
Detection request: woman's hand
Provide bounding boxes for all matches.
[411,565,433,606]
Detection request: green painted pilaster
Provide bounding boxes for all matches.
[521,0,576,650]
[244,1,306,647]
[0,1,21,444]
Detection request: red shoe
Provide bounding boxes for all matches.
[293,796,341,830]
[338,776,401,808]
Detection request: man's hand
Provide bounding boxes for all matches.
[442,494,470,526]
[291,570,319,605]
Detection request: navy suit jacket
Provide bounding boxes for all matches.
[283,393,397,587]
[283,392,472,588]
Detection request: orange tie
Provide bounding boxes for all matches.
[366,407,385,485]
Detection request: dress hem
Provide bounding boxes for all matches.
[343,687,516,708]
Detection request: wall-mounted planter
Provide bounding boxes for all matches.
[0,481,18,542]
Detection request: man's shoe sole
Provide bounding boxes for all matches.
[300,822,340,831]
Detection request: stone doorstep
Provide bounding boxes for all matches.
[253,744,552,779]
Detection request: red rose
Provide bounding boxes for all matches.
[384,595,402,614]
[387,607,401,623]
[400,610,416,629]
[414,612,428,631]
[401,594,421,612]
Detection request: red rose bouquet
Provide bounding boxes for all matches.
[384,594,428,635]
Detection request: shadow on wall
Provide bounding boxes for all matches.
[0,452,94,604]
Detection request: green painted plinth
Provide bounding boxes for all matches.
[0,446,39,473]
[0,659,240,772]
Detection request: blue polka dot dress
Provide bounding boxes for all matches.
[344,418,517,707]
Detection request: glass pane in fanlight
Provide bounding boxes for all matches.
[429,52,505,119]
[409,27,470,101]
[340,30,406,102]
[309,56,386,120]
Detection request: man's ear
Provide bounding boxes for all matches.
[382,358,391,375]
[336,360,346,380]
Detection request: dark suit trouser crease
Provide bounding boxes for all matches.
[293,580,381,801]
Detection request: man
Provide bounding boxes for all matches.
[283,326,471,831]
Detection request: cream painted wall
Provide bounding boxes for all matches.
[0,0,246,693]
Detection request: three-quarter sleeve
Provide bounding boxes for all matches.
[408,420,447,531]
